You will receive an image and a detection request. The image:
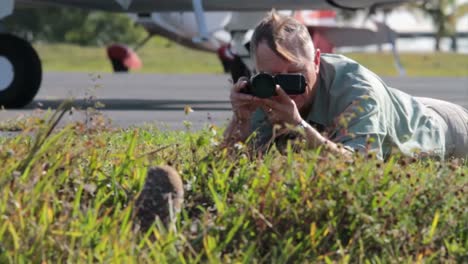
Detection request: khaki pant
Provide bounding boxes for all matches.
[417,97,468,159]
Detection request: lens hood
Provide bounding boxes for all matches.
[250,73,276,98]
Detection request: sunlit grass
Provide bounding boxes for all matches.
[34,37,223,74]
[346,52,468,77]
[35,38,468,76]
[0,106,467,262]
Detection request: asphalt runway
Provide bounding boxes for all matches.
[0,72,467,131]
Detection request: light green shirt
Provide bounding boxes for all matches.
[250,54,447,160]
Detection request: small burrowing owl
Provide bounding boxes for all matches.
[134,165,184,232]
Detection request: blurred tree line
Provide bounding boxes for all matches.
[337,0,468,52]
[415,0,468,51]
[4,6,146,46]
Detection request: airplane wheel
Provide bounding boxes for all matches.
[230,56,251,84]
[0,34,42,108]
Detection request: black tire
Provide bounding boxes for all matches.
[0,34,42,108]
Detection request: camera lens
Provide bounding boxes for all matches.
[251,73,275,98]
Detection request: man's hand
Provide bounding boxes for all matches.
[223,76,261,146]
[230,77,260,122]
[260,85,302,127]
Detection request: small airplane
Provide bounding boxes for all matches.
[129,9,402,82]
[0,0,416,108]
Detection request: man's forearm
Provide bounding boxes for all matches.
[300,121,352,158]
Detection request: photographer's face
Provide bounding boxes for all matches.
[255,41,320,112]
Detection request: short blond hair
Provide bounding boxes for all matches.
[250,11,315,68]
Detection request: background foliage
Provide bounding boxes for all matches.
[4,6,146,46]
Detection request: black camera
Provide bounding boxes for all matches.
[241,73,307,98]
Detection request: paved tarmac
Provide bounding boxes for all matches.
[0,72,467,131]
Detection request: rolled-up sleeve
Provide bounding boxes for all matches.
[329,94,387,159]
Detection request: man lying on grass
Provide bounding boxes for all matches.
[223,11,468,160]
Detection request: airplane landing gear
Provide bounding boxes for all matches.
[0,34,42,108]
[230,56,251,84]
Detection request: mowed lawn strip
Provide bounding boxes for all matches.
[35,37,468,76]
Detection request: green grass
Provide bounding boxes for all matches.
[0,107,467,262]
[346,52,468,77]
[34,37,223,74]
[34,38,468,76]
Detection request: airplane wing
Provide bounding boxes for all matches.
[16,0,415,12]
[312,22,397,47]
